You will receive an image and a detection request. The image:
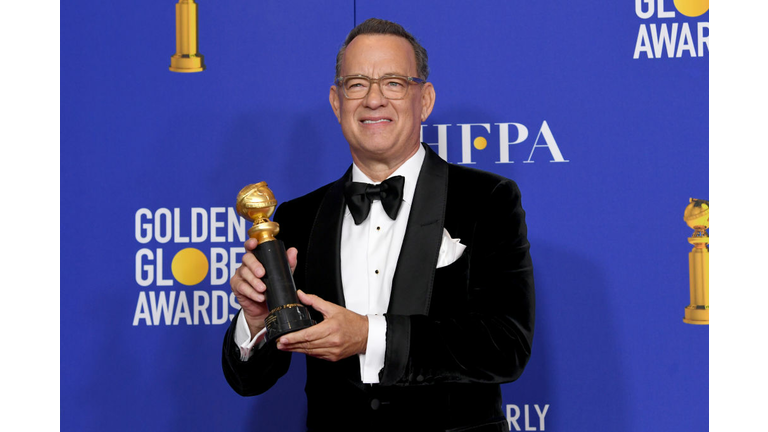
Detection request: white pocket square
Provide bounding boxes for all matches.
[436,228,467,268]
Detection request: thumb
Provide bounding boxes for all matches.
[286,247,298,273]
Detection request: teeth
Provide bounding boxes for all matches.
[362,119,390,124]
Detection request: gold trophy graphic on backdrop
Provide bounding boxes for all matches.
[169,0,205,72]
[236,182,315,341]
[683,198,709,325]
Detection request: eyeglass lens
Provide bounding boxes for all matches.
[343,76,410,99]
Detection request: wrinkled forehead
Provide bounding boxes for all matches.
[340,34,418,77]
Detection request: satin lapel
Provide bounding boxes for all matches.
[304,168,351,307]
[388,144,448,315]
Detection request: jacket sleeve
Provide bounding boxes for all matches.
[221,310,293,396]
[380,179,535,386]
[221,203,299,397]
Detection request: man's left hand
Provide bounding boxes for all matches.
[276,290,368,362]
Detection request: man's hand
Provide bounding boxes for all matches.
[276,290,369,362]
[230,237,298,337]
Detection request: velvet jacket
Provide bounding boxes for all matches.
[223,144,535,432]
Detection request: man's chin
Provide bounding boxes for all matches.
[351,139,421,165]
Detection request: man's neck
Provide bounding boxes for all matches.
[351,144,421,183]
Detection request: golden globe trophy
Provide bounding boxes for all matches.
[236,182,315,341]
[683,198,709,325]
[169,0,205,73]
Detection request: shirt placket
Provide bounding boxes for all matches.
[367,201,390,314]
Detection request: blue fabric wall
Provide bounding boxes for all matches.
[61,1,709,430]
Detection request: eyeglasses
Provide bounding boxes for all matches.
[335,74,425,100]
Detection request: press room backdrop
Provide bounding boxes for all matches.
[61,1,709,431]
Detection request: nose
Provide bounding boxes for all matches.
[363,81,388,109]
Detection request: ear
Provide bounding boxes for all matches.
[329,86,342,123]
[420,82,436,122]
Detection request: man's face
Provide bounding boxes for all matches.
[330,34,435,166]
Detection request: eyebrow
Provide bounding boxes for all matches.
[344,72,411,77]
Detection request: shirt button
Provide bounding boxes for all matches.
[374,269,379,275]
[376,226,381,231]
[370,398,380,410]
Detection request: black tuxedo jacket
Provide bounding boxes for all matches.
[223,144,535,432]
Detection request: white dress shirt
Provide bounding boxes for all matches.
[235,145,426,384]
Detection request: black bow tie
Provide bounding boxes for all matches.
[344,176,405,225]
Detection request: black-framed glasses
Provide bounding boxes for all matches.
[335,74,425,100]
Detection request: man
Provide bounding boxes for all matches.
[223,18,535,432]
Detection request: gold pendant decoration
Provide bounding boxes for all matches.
[170,0,205,73]
[683,198,709,325]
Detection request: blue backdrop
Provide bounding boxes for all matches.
[61,1,709,431]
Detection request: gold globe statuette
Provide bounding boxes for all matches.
[683,198,709,325]
[169,0,205,72]
[236,182,280,244]
[236,182,315,341]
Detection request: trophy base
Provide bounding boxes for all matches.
[683,306,709,325]
[169,54,206,73]
[265,304,316,342]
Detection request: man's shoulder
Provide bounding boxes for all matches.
[271,179,342,246]
[274,177,341,224]
[446,162,520,196]
[283,181,336,210]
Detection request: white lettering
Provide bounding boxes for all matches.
[421,124,451,161]
[193,291,210,325]
[173,208,190,243]
[635,0,654,19]
[657,0,675,18]
[228,207,247,243]
[154,208,172,244]
[133,290,238,326]
[507,405,521,431]
[155,248,173,286]
[135,208,153,243]
[173,291,191,325]
[191,207,208,242]
[650,23,678,58]
[634,16,707,60]
[525,405,535,431]
[535,404,550,431]
[525,121,568,163]
[150,291,176,325]
[135,207,249,244]
[210,207,226,242]
[506,404,550,431]
[698,22,709,56]
[676,22,696,58]
[212,290,228,325]
[634,24,654,59]
[136,249,154,287]
[458,123,491,165]
[133,291,151,325]
[210,247,229,285]
[496,123,528,164]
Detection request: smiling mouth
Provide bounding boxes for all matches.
[361,119,391,124]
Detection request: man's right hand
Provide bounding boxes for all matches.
[230,237,299,337]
